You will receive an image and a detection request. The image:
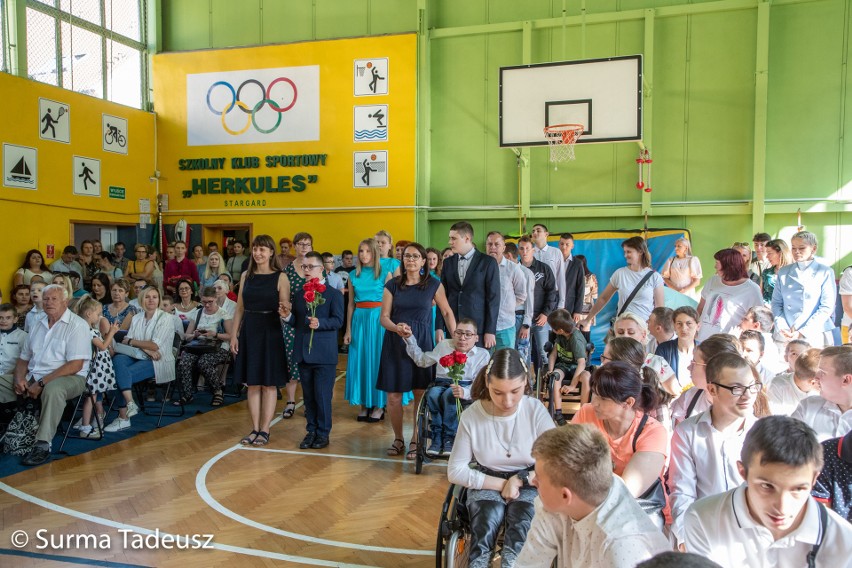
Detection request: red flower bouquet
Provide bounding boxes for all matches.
[303,278,327,352]
[439,350,468,417]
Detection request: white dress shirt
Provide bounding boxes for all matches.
[497,257,528,331]
[668,410,756,542]
[0,328,28,375]
[767,373,820,416]
[24,306,45,334]
[516,476,670,568]
[535,244,563,300]
[457,247,476,284]
[671,388,712,428]
[791,396,852,442]
[517,261,535,328]
[404,338,490,399]
[684,484,852,568]
[20,308,91,379]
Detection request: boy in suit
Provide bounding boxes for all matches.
[281,252,345,449]
[439,221,500,348]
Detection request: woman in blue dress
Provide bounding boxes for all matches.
[375,230,401,276]
[377,242,456,460]
[344,238,393,422]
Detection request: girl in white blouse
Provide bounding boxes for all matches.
[447,348,555,568]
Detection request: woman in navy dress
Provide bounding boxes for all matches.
[230,235,291,447]
[377,242,456,460]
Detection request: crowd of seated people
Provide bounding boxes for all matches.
[1,227,852,568]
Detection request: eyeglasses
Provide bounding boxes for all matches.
[689,361,706,367]
[403,254,422,260]
[301,264,323,271]
[295,242,312,248]
[711,381,762,397]
[453,330,476,339]
[201,300,216,305]
[600,355,612,362]
[732,242,750,247]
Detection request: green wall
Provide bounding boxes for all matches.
[159,0,852,272]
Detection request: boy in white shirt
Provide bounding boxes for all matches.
[404,318,489,455]
[516,424,669,567]
[739,306,784,374]
[767,348,820,416]
[0,304,27,375]
[792,345,852,441]
[739,330,775,386]
[23,281,46,333]
[668,352,760,544]
[684,415,852,568]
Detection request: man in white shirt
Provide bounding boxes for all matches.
[767,348,820,416]
[505,243,534,365]
[531,224,564,301]
[684,415,852,568]
[517,424,669,567]
[0,285,90,466]
[792,345,852,441]
[486,232,527,350]
[49,245,84,281]
[668,353,760,543]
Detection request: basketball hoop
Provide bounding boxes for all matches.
[543,124,584,163]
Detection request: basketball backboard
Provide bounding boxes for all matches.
[499,55,642,147]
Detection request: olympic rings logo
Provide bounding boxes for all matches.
[206,78,298,135]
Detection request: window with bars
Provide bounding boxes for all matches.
[25,0,146,109]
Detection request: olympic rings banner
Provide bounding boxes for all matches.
[186,65,320,146]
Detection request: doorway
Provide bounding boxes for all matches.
[202,224,252,256]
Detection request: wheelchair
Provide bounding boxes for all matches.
[414,382,472,474]
[536,334,595,423]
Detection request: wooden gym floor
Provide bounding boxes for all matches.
[0,360,450,567]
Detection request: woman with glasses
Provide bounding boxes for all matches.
[377,242,456,460]
[661,237,703,300]
[696,249,763,342]
[126,244,155,282]
[344,238,394,422]
[230,235,290,446]
[280,232,315,418]
[173,278,199,321]
[174,286,234,407]
[572,361,669,528]
[761,239,792,305]
[668,353,761,545]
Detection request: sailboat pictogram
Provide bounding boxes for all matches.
[8,156,34,184]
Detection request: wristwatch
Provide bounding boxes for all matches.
[37,378,45,388]
[522,324,530,329]
[516,470,530,487]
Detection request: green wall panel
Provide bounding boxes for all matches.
[767,1,845,201]
[211,0,262,48]
[315,0,369,39]
[431,0,485,28]
[162,0,210,51]
[261,0,316,44]
[370,0,418,35]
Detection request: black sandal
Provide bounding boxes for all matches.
[386,438,405,456]
[172,395,193,407]
[252,431,270,446]
[240,430,259,446]
[282,401,296,419]
[211,391,224,407]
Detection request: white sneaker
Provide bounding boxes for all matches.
[76,414,106,429]
[126,401,139,418]
[81,426,101,438]
[104,417,131,432]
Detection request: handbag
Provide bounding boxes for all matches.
[2,395,41,456]
[181,308,223,355]
[632,413,667,516]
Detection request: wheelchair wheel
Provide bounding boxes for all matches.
[415,393,430,474]
[437,485,471,568]
[444,529,470,568]
[546,372,557,420]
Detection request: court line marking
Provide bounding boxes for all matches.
[239,446,449,467]
[0,547,150,567]
[0,480,374,568]
[194,372,434,556]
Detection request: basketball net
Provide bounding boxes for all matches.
[543,124,584,163]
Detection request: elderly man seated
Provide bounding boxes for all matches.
[0,285,90,466]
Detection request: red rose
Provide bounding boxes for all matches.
[303,279,316,292]
[454,351,467,364]
[304,290,316,303]
[316,282,327,293]
[439,354,455,368]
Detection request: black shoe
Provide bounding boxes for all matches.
[21,443,51,466]
[554,412,567,426]
[299,432,316,449]
[366,410,385,423]
[311,436,329,449]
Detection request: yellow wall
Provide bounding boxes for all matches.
[0,72,156,298]
[152,33,417,253]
